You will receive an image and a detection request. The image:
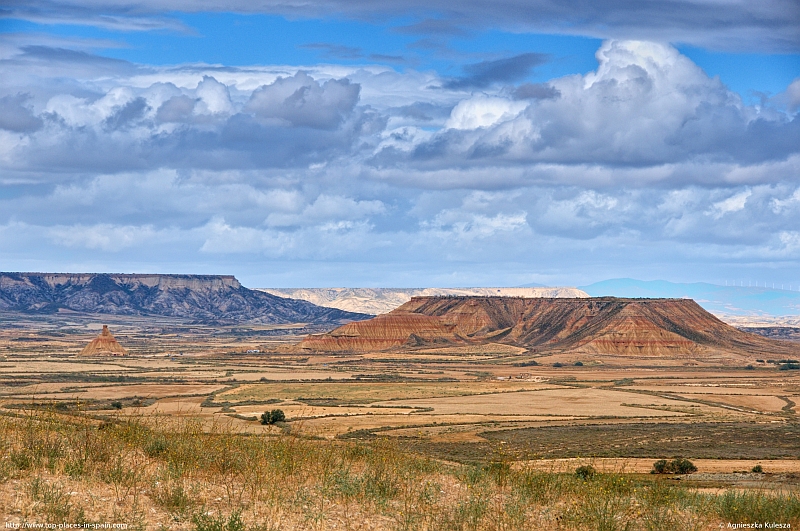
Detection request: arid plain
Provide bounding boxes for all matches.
[3,309,799,475]
[4,303,800,529]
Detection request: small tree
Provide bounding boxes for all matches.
[260,409,286,425]
[651,458,697,474]
[672,458,697,474]
[651,459,669,474]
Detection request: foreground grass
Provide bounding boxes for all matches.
[1,410,798,530]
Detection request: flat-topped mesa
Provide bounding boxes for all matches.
[1,273,241,290]
[260,287,589,315]
[300,296,800,358]
[0,272,370,325]
[80,325,127,356]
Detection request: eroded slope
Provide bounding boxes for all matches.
[301,296,800,358]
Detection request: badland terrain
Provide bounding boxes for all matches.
[0,272,369,324]
[2,275,800,529]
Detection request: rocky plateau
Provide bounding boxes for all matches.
[300,296,800,358]
[0,272,370,325]
[261,287,588,315]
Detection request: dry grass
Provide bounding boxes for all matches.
[1,408,799,530]
[377,388,690,417]
[216,381,553,405]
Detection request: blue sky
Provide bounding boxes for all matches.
[1,1,799,288]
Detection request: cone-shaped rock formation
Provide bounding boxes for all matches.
[300,296,800,358]
[80,325,127,356]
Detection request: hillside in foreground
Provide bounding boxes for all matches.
[0,272,370,325]
[300,295,800,359]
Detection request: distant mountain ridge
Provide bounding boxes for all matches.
[0,272,370,324]
[260,287,589,315]
[581,279,800,317]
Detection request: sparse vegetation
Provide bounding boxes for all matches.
[575,465,596,480]
[3,309,800,529]
[1,405,799,529]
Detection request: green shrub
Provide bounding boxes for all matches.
[751,464,764,473]
[553,362,563,368]
[260,409,286,425]
[10,450,31,471]
[651,459,669,474]
[651,458,697,474]
[145,436,169,457]
[192,510,245,531]
[111,401,123,409]
[575,465,596,480]
[672,458,697,474]
[574,361,584,366]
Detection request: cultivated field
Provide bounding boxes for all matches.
[1,311,800,528]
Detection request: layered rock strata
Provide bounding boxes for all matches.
[261,287,589,315]
[300,296,800,357]
[0,273,370,325]
[80,325,127,356]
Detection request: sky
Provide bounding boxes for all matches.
[0,1,799,288]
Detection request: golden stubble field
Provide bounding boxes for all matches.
[0,315,800,472]
[3,311,800,529]
[2,311,799,469]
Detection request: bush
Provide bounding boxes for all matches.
[111,401,123,410]
[553,362,563,368]
[672,458,697,474]
[651,459,669,474]
[192,510,245,531]
[260,409,286,425]
[752,464,764,473]
[145,437,169,457]
[574,361,584,366]
[575,465,596,480]
[651,458,697,474]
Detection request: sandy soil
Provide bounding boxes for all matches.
[377,388,693,417]
[519,458,800,474]
[6,384,225,400]
[678,393,790,412]
[218,381,560,403]
[294,413,583,438]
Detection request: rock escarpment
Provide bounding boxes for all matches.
[261,287,589,315]
[0,273,370,325]
[300,296,800,357]
[80,325,127,356]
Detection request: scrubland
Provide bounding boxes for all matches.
[2,408,800,530]
[2,312,800,529]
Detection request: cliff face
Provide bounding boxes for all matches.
[300,296,800,357]
[0,273,371,325]
[260,287,589,315]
